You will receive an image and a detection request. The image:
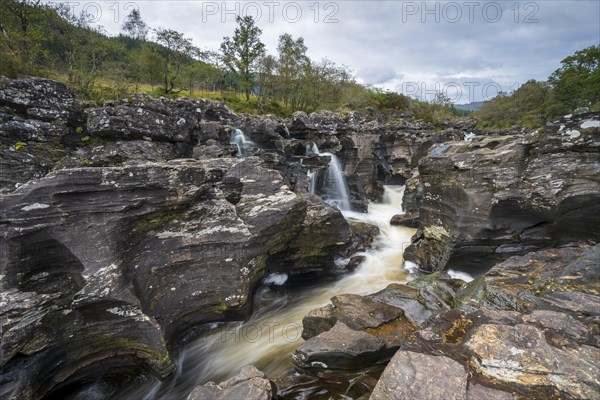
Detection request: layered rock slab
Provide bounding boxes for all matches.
[404,112,600,273]
[0,157,353,399]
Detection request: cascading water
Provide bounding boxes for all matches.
[304,143,351,210]
[306,142,320,156]
[122,186,417,400]
[307,170,318,195]
[230,129,253,156]
[321,152,351,211]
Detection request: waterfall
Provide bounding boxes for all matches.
[305,142,319,156]
[307,170,318,194]
[304,143,351,210]
[230,129,253,156]
[320,152,351,211]
[121,186,417,400]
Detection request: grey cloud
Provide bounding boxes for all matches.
[83,0,598,99]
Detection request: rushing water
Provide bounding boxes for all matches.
[304,144,352,211]
[121,186,416,400]
[230,129,254,156]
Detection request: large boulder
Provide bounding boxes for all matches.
[0,156,354,399]
[404,112,600,273]
[291,244,599,399]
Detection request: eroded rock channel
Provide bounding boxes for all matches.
[1,77,598,400]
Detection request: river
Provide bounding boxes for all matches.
[118,185,416,400]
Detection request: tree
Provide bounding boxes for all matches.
[122,8,148,41]
[154,28,199,94]
[276,33,309,107]
[548,45,600,113]
[220,16,265,101]
[128,44,162,91]
[255,54,278,109]
[474,80,552,128]
[180,61,219,96]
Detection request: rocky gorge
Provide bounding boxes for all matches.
[1,76,599,400]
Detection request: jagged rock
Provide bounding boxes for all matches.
[349,221,380,250]
[288,111,317,139]
[266,196,352,273]
[186,365,271,400]
[236,114,287,144]
[58,140,179,167]
[86,98,198,143]
[0,76,83,122]
[292,244,599,399]
[370,351,467,400]
[0,156,355,399]
[0,77,85,191]
[404,112,600,273]
[197,121,227,143]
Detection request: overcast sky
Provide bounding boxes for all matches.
[70,0,599,103]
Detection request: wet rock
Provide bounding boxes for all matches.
[186,365,272,400]
[455,245,600,315]
[389,212,418,228]
[366,284,433,327]
[293,322,387,371]
[0,157,320,398]
[349,221,380,250]
[296,294,418,373]
[404,112,600,273]
[267,197,352,273]
[270,374,322,399]
[370,351,467,400]
[301,294,413,341]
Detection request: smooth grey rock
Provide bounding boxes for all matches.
[293,322,386,371]
[370,351,467,400]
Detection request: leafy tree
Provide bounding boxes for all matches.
[128,44,162,91]
[255,54,278,109]
[154,28,199,93]
[1,0,41,60]
[220,16,265,100]
[548,45,600,113]
[122,9,148,41]
[276,33,309,107]
[474,80,551,128]
[180,61,220,96]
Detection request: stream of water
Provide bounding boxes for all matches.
[119,186,416,400]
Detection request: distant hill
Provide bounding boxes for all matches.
[454,101,485,111]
